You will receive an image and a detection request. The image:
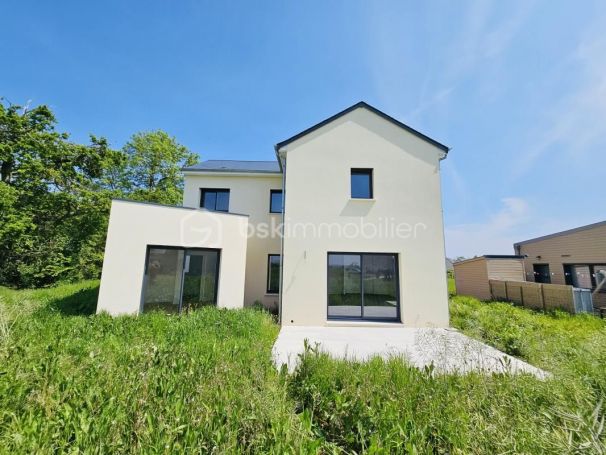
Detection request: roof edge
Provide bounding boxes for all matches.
[112,198,250,217]
[514,220,606,247]
[454,255,524,265]
[182,167,282,175]
[275,101,450,153]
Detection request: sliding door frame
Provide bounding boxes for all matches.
[141,245,221,313]
[326,251,400,322]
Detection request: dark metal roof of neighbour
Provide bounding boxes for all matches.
[454,255,525,265]
[274,101,450,153]
[183,160,281,174]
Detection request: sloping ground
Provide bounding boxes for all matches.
[273,326,548,377]
[0,282,309,453]
[0,282,604,453]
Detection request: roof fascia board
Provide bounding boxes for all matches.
[275,101,450,153]
[112,198,249,217]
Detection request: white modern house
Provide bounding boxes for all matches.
[97,102,451,327]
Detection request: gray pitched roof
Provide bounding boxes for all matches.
[183,160,281,174]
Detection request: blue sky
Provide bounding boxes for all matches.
[3,0,605,258]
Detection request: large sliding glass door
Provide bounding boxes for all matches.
[327,253,399,321]
[328,254,362,318]
[142,246,220,313]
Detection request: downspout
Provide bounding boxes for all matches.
[437,149,450,326]
[275,146,286,325]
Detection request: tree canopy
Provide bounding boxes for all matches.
[0,98,197,287]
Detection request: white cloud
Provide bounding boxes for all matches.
[404,87,454,123]
[367,1,533,126]
[445,195,604,259]
[514,24,606,178]
[445,197,530,258]
[443,1,533,85]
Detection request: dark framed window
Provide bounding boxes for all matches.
[351,169,373,199]
[142,246,220,314]
[270,190,283,213]
[564,263,606,292]
[200,188,230,212]
[267,255,281,294]
[327,252,399,321]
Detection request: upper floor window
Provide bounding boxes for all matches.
[351,168,373,199]
[200,188,230,212]
[270,190,283,213]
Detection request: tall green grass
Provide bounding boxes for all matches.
[447,276,456,296]
[289,297,605,453]
[0,282,312,453]
[0,282,604,453]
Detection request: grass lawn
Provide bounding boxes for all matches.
[1,282,605,453]
[447,276,456,295]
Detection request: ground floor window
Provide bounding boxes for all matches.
[327,252,399,321]
[267,254,281,294]
[564,264,606,292]
[142,246,220,313]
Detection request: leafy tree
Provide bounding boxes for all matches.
[0,100,58,185]
[0,99,199,287]
[122,130,196,205]
[0,99,122,286]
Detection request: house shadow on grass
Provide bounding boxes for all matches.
[49,285,100,316]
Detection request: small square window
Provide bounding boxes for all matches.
[200,188,230,212]
[270,190,283,213]
[267,255,281,294]
[351,169,373,199]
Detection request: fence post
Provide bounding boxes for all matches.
[504,281,509,301]
[540,284,546,312]
[520,284,524,307]
[489,280,494,300]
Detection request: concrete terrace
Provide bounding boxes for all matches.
[272,326,549,378]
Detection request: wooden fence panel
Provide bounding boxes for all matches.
[488,280,578,313]
[543,285,574,312]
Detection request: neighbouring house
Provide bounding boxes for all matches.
[97,102,451,327]
[453,256,525,300]
[514,221,606,308]
[452,221,606,312]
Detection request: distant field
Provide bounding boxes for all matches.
[0,282,604,453]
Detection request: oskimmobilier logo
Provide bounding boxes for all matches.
[247,217,427,240]
[179,210,224,246]
[179,212,428,244]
